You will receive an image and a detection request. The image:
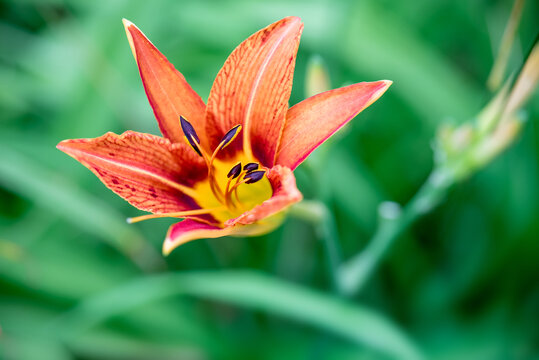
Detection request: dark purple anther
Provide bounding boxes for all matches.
[244,170,265,184]
[227,162,242,179]
[220,124,242,149]
[243,162,259,173]
[180,116,202,156]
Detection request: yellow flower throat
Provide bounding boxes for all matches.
[127,117,272,225]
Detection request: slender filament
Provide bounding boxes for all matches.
[127,207,224,224]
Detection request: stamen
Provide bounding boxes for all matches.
[224,163,242,209]
[224,177,235,209]
[224,170,267,208]
[179,116,224,203]
[220,124,242,150]
[206,124,243,204]
[127,207,224,224]
[243,162,259,173]
[234,184,242,204]
[227,162,242,179]
[180,116,202,157]
[178,121,245,207]
[244,170,265,184]
[233,173,243,204]
[225,179,247,207]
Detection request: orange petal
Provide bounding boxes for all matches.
[57,131,209,216]
[163,219,235,255]
[205,17,303,165]
[163,217,286,255]
[275,80,392,170]
[123,19,206,145]
[226,165,302,226]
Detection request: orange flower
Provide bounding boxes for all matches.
[57,17,391,255]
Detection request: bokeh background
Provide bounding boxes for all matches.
[1,0,538,359]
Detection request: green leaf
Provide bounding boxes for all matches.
[52,271,424,360]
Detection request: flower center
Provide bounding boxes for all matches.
[127,117,272,225]
[181,116,272,223]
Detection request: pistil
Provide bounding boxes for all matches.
[224,162,242,209]
[127,207,225,224]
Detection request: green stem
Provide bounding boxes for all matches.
[289,201,344,293]
[338,168,454,296]
[486,0,525,91]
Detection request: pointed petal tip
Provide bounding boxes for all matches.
[122,21,207,144]
[276,80,393,169]
[162,221,230,256]
[367,79,393,106]
[283,16,303,31]
[56,139,72,153]
[381,79,393,88]
[162,229,194,255]
[162,236,173,256]
[283,16,302,24]
[122,18,137,60]
[161,226,194,256]
[122,18,133,28]
[162,222,191,256]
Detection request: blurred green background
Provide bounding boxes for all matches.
[0,0,538,359]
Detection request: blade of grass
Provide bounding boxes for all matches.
[50,270,424,360]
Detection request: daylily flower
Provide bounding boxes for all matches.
[57,17,391,255]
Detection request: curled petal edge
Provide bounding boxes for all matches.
[163,166,302,255]
[163,218,281,255]
[226,165,303,226]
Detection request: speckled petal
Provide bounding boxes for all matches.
[57,131,208,214]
